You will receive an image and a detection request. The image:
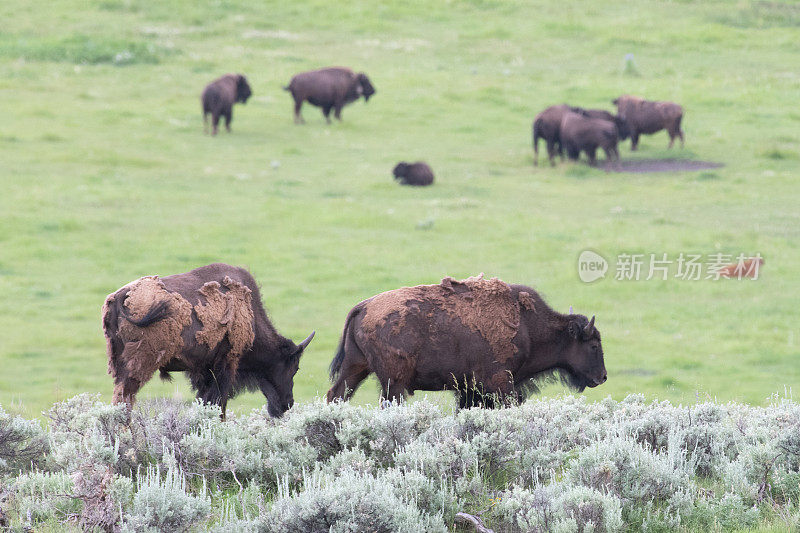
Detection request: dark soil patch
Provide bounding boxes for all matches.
[600,159,723,173]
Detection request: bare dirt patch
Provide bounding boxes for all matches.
[600,159,723,173]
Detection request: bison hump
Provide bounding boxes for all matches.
[361,274,521,362]
[194,276,255,359]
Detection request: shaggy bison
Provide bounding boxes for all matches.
[582,109,631,140]
[284,67,375,124]
[201,74,252,135]
[532,104,579,166]
[613,95,684,150]
[393,161,434,186]
[326,275,606,408]
[102,263,315,419]
[560,111,620,165]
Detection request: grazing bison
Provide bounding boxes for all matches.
[393,161,434,186]
[613,95,684,150]
[560,111,620,165]
[532,104,581,166]
[326,275,606,408]
[201,74,252,136]
[284,67,375,124]
[102,263,315,419]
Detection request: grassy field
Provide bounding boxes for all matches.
[1,0,799,419]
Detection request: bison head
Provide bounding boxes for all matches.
[392,162,409,179]
[357,73,375,102]
[613,115,630,140]
[236,74,252,104]
[561,315,607,392]
[260,331,315,417]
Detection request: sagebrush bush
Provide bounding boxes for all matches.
[2,394,800,531]
[0,405,48,475]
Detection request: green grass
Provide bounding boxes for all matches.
[1,0,799,420]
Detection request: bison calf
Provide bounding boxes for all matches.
[560,111,620,165]
[326,274,607,408]
[613,94,684,150]
[201,74,252,135]
[102,263,314,419]
[284,67,375,124]
[393,161,434,186]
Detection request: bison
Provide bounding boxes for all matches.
[613,95,684,150]
[560,111,620,165]
[284,67,375,124]
[102,263,315,419]
[201,74,252,136]
[393,161,434,186]
[326,275,606,408]
[532,104,580,166]
[582,109,631,141]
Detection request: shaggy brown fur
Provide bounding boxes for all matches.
[560,111,620,165]
[393,161,434,186]
[201,74,252,135]
[613,94,684,150]
[284,67,375,124]
[327,276,607,408]
[103,263,314,419]
[194,277,255,365]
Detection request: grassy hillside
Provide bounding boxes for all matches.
[1,0,799,418]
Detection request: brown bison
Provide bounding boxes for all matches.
[326,275,606,408]
[560,111,620,165]
[532,104,580,166]
[393,161,434,186]
[201,74,252,135]
[582,109,631,141]
[613,95,684,150]
[284,67,375,124]
[102,263,314,419]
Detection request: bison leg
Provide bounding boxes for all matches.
[322,105,333,124]
[630,131,639,151]
[211,112,220,136]
[203,112,209,135]
[224,109,232,133]
[546,140,558,167]
[326,332,371,402]
[293,99,305,124]
[380,381,406,405]
[333,103,343,121]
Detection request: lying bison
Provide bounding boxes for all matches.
[102,263,314,419]
[393,161,434,186]
[284,67,375,124]
[326,275,606,408]
[201,74,252,135]
[613,95,684,150]
[560,111,620,165]
[532,104,579,166]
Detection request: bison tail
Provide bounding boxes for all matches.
[329,305,361,381]
[532,118,542,151]
[120,300,170,328]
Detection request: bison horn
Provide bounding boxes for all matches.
[296,331,315,352]
[584,316,595,335]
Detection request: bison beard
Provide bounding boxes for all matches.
[327,275,607,407]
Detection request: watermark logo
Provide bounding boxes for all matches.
[578,251,763,282]
[578,250,609,283]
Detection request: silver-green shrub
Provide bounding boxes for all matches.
[0,405,48,475]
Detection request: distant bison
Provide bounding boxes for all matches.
[613,95,684,150]
[103,263,314,419]
[532,104,580,166]
[582,109,631,140]
[393,161,434,186]
[326,275,606,407]
[284,67,375,124]
[560,111,620,165]
[201,74,252,135]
